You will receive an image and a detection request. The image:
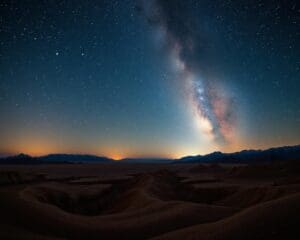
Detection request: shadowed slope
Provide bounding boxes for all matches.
[152,193,300,240]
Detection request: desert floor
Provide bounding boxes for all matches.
[0,161,299,239]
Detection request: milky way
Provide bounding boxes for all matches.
[1,0,298,157]
[139,0,237,145]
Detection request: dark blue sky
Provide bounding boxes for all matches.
[0,0,299,158]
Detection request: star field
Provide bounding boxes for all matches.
[0,0,299,158]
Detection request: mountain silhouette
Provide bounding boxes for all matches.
[0,153,113,164]
[179,145,300,163]
[0,145,299,164]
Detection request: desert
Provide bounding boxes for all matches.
[0,152,299,239]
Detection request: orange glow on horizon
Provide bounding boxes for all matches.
[1,145,196,160]
[3,135,298,160]
[107,153,124,160]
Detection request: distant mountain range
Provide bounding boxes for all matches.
[0,145,299,164]
[179,145,300,163]
[0,153,113,164]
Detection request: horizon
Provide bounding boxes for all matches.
[2,143,299,161]
[0,1,299,158]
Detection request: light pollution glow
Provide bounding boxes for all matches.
[1,140,204,160]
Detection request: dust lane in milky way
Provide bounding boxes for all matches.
[140,0,238,147]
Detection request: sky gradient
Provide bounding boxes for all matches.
[0,0,299,159]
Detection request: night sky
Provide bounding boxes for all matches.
[0,0,299,159]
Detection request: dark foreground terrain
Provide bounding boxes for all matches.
[0,160,300,239]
